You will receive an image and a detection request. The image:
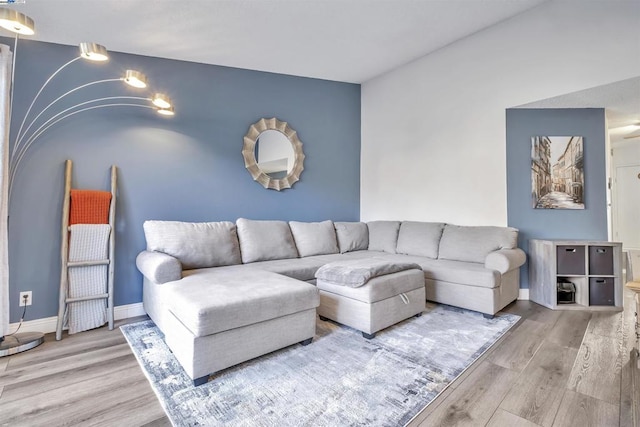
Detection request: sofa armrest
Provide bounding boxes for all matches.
[136,250,182,284]
[484,248,526,274]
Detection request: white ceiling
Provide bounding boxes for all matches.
[517,77,640,139]
[10,0,549,84]
[6,0,637,134]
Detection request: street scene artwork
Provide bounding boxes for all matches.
[531,136,584,209]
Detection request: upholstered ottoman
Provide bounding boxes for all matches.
[161,269,320,386]
[315,259,425,339]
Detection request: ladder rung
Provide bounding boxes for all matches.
[68,259,110,267]
[68,226,112,232]
[66,294,109,303]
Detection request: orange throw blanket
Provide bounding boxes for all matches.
[69,190,112,225]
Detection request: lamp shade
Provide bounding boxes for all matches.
[79,43,109,62]
[152,93,172,109]
[157,107,175,116]
[123,70,147,88]
[0,8,34,35]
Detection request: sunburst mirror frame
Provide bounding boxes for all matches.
[242,117,305,191]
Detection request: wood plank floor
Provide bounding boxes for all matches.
[1,292,638,427]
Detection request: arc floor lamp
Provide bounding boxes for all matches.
[0,7,175,357]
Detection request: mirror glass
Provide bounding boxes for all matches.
[254,130,294,179]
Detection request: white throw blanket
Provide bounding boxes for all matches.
[67,224,111,334]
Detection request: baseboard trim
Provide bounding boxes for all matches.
[7,302,146,335]
[9,292,530,334]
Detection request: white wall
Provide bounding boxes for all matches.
[361,1,640,225]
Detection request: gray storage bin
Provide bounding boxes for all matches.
[589,246,614,275]
[589,277,615,306]
[557,245,585,275]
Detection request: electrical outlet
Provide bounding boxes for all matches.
[19,291,32,307]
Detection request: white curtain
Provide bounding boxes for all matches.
[0,44,13,338]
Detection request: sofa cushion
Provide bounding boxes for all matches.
[334,222,369,253]
[289,220,339,257]
[367,221,401,253]
[236,218,299,263]
[379,254,500,289]
[438,225,518,264]
[396,221,445,259]
[306,251,383,263]
[143,220,241,269]
[164,269,319,337]
[247,251,386,282]
[244,258,324,282]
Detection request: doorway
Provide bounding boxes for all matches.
[611,140,640,250]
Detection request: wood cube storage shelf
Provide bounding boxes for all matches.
[529,239,623,311]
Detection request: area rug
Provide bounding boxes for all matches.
[121,303,519,426]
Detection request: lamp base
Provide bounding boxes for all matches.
[0,331,45,357]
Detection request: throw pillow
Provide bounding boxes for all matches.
[367,221,401,253]
[396,221,445,259]
[334,222,369,253]
[289,221,339,257]
[143,220,241,269]
[438,224,519,263]
[236,218,299,263]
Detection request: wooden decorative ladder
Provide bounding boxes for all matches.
[55,160,117,341]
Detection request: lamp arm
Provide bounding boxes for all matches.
[9,100,153,198]
[17,95,150,158]
[10,95,149,179]
[13,56,82,144]
[13,78,123,155]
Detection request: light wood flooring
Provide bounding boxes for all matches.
[0,292,638,427]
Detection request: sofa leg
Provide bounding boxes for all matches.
[362,332,376,339]
[483,313,495,320]
[415,312,423,318]
[300,337,313,346]
[193,375,209,387]
[319,315,329,321]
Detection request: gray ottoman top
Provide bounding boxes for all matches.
[315,258,422,288]
[165,269,319,337]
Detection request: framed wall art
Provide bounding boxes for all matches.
[531,136,584,209]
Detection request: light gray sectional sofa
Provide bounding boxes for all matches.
[136,218,526,385]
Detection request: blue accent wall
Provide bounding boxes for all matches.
[6,39,361,322]
[506,108,608,288]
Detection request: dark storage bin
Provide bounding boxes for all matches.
[589,246,614,275]
[589,277,615,306]
[557,245,585,275]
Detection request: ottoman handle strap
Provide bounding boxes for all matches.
[399,293,410,304]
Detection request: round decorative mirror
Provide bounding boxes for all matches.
[242,117,305,191]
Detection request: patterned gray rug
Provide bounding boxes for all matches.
[121,303,519,426]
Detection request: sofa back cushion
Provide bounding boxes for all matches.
[334,222,369,253]
[438,224,519,263]
[236,218,299,263]
[289,220,339,257]
[367,221,401,253]
[396,221,445,259]
[143,220,241,269]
